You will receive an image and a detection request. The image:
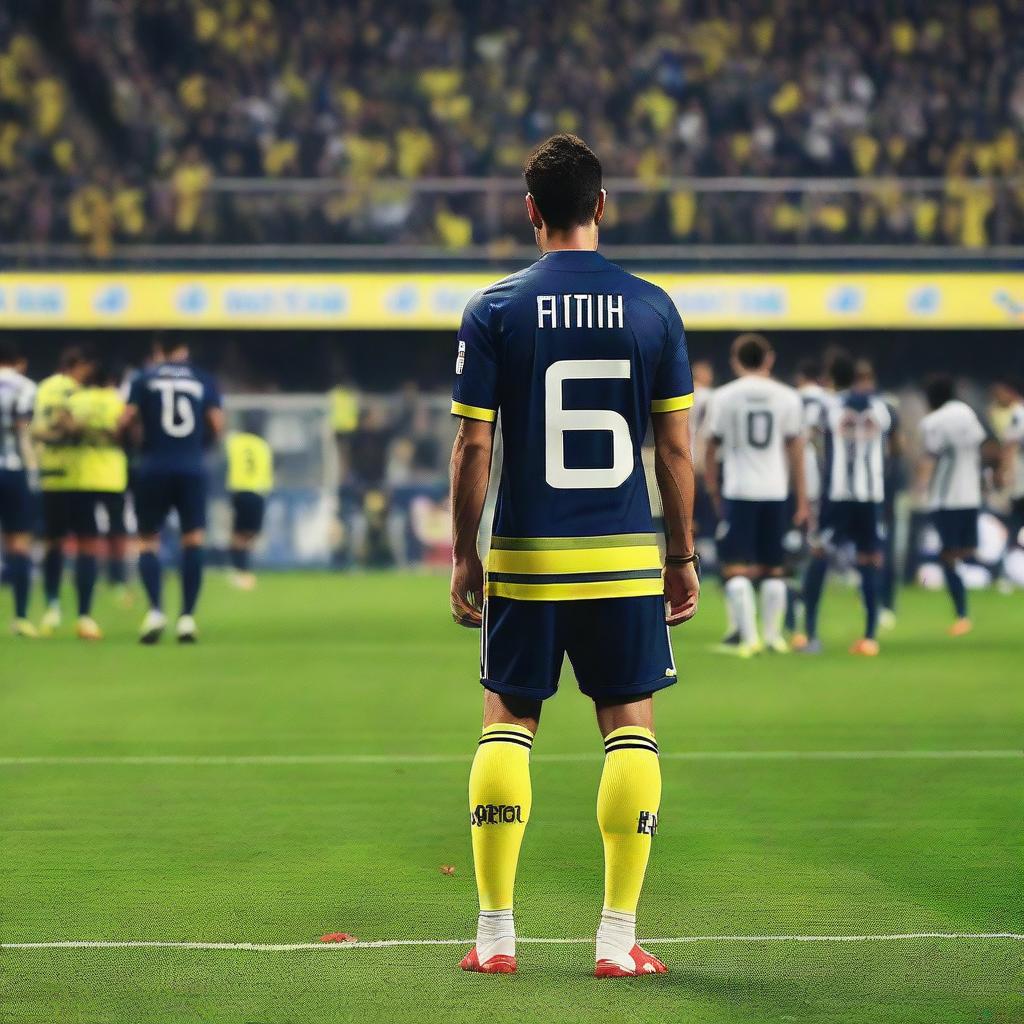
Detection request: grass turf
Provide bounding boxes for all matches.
[1,573,1021,1024]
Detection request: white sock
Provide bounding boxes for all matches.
[476,909,515,962]
[596,908,637,968]
[724,576,759,645]
[760,578,788,644]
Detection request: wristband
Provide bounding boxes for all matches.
[665,552,699,567]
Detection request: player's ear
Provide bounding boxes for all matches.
[594,188,606,225]
[525,193,544,231]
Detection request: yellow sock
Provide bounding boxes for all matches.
[468,723,533,911]
[597,726,661,914]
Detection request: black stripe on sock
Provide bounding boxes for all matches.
[478,736,533,751]
[604,741,660,756]
[604,734,658,750]
[480,729,534,745]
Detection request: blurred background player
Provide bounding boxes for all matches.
[798,353,891,656]
[225,421,274,591]
[704,334,807,656]
[856,358,904,631]
[449,134,699,978]
[68,365,131,608]
[0,340,38,637]
[31,345,102,639]
[120,336,223,644]
[992,378,1024,559]
[917,374,986,636]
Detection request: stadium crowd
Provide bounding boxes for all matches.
[1,0,1023,253]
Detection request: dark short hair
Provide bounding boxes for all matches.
[524,134,602,232]
[795,356,821,382]
[58,344,95,371]
[925,373,955,411]
[732,333,772,370]
[0,338,18,365]
[154,333,189,359]
[828,350,856,390]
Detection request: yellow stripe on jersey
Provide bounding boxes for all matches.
[486,576,664,602]
[451,400,497,422]
[488,544,662,576]
[651,392,695,413]
[69,387,127,493]
[485,533,664,601]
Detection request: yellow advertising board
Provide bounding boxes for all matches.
[0,271,1021,329]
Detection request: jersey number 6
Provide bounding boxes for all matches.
[150,379,203,438]
[545,359,632,490]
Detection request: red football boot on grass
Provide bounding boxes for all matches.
[595,944,668,978]
[459,946,517,974]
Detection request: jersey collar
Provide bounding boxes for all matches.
[537,250,610,272]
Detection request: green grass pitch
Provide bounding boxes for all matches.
[1,573,1020,1024]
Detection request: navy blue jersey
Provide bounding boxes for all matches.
[128,361,222,472]
[451,250,693,601]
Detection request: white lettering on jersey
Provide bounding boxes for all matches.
[455,339,466,376]
[536,295,624,329]
[920,400,986,510]
[544,359,632,490]
[149,378,203,438]
[707,376,803,501]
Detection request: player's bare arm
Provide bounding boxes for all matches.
[205,406,226,443]
[786,433,809,527]
[449,415,494,628]
[703,434,722,517]
[653,408,700,625]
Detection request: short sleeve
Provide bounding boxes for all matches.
[782,390,803,438]
[651,299,694,413]
[451,291,499,422]
[127,375,144,407]
[15,382,35,418]
[873,399,892,435]
[203,374,222,410]
[921,417,943,456]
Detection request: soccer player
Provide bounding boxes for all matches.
[704,334,807,656]
[120,336,223,643]
[992,377,1024,549]
[68,366,131,605]
[225,422,273,590]
[917,374,986,636]
[32,345,101,639]
[448,134,700,978]
[0,340,38,636]
[798,353,891,656]
[856,359,903,631]
[794,357,830,518]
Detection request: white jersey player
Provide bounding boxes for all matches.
[794,360,831,507]
[798,353,891,657]
[918,377,986,635]
[0,344,38,636]
[704,334,807,656]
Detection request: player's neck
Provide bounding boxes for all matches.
[539,225,599,254]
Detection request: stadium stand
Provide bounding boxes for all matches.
[1,0,1023,254]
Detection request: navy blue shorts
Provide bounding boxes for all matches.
[134,470,207,535]
[817,500,883,556]
[481,595,677,702]
[932,508,978,551]
[96,492,127,538]
[40,490,101,539]
[717,498,787,569]
[231,491,266,534]
[0,469,33,534]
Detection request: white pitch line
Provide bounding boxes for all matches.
[2,933,1021,952]
[0,750,1019,767]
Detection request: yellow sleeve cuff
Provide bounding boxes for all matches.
[451,400,497,422]
[651,393,695,413]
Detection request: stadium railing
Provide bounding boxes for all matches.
[2,177,1022,266]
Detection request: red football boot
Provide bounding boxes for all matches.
[459,946,517,974]
[595,944,668,978]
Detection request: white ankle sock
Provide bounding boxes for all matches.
[476,909,515,961]
[596,908,637,968]
[760,578,788,644]
[725,576,759,645]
